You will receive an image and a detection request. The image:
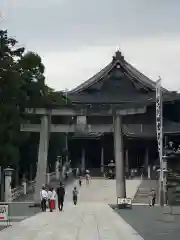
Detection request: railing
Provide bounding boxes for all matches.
[10,167,73,202]
[11,171,55,201]
[11,185,25,200]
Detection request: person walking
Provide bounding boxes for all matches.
[56,182,65,211]
[65,172,68,181]
[151,189,156,207]
[48,187,56,212]
[85,172,90,185]
[79,176,82,187]
[51,188,56,210]
[149,189,156,207]
[72,187,78,205]
[40,185,48,212]
[47,187,53,211]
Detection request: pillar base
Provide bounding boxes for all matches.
[159,181,165,206]
[117,204,132,209]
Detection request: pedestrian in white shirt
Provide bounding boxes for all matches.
[40,186,48,212]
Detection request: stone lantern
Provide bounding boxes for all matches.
[4,167,14,202]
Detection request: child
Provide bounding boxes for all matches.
[149,189,156,207]
[72,187,78,205]
[151,189,156,207]
[85,173,90,185]
[79,176,82,187]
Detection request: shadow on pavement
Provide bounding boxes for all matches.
[112,205,180,240]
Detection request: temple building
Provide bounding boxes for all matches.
[22,50,180,202]
[66,51,180,176]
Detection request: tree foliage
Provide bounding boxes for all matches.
[0,30,25,166]
[0,29,68,168]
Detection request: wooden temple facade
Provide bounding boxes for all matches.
[67,51,180,177]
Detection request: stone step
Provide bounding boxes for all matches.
[133,180,158,204]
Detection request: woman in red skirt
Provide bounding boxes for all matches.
[49,187,56,212]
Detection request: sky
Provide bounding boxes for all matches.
[0,0,180,91]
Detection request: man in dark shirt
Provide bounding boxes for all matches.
[56,182,65,211]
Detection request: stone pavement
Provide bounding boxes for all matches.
[75,178,141,204]
[0,177,76,231]
[0,179,143,239]
[0,202,40,231]
[0,203,143,240]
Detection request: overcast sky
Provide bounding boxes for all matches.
[1,0,180,91]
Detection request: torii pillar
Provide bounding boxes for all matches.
[34,114,50,203]
[113,115,126,199]
[81,147,86,173]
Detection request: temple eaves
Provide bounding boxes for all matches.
[69,50,168,95]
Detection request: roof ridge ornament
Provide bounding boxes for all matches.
[112,50,125,62]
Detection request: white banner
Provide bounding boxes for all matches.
[0,204,9,225]
[156,78,163,164]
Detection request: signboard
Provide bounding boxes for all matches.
[0,204,9,226]
[117,197,132,207]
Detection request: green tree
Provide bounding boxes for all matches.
[0,30,25,166]
[0,29,69,182]
[19,51,48,108]
[0,30,47,167]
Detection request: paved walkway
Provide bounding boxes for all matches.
[0,203,143,240]
[0,177,76,230]
[0,179,143,239]
[75,179,140,204]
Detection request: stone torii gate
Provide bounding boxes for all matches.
[21,106,146,204]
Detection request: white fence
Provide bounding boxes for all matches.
[11,172,56,201]
[10,168,73,201]
[11,185,25,200]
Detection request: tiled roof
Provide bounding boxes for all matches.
[69,51,168,94]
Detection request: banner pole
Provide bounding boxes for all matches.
[156,77,164,206]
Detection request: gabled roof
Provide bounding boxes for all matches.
[69,51,168,94]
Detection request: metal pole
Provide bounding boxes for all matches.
[156,77,164,206]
